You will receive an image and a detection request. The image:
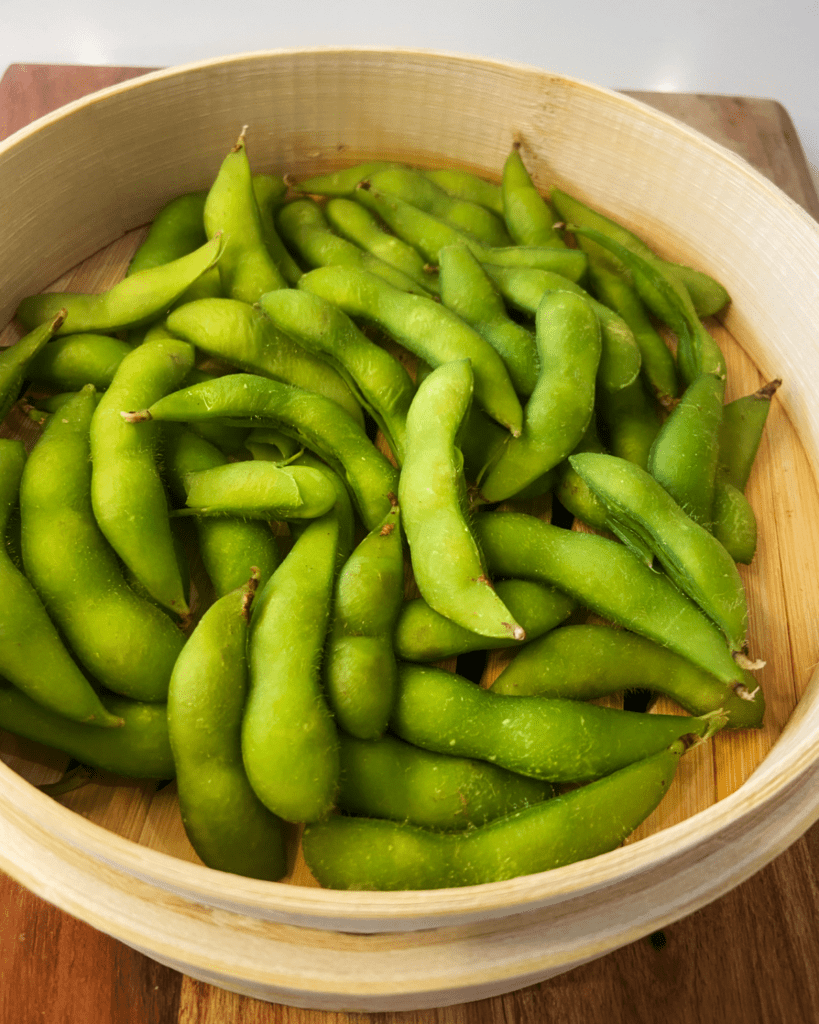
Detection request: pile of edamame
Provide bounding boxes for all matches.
[0,129,777,891]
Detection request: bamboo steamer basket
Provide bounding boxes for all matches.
[1,48,818,1013]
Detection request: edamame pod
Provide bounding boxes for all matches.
[297,264,524,436]
[569,452,749,652]
[0,439,122,726]
[180,461,338,520]
[252,173,303,286]
[303,741,685,890]
[92,337,195,617]
[324,502,404,739]
[25,333,133,392]
[336,732,552,830]
[125,373,399,532]
[717,379,781,492]
[473,510,753,687]
[15,235,223,334]
[423,167,504,215]
[501,146,565,248]
[294,161,401,196]
[394,578,575,662]
[712,477,758,565]
[19,387,185,702]
[167,575,287,880]
[598,375,661,471]
[128,191,209,275]
[0,311,66,422]
[165,296,364,427]
[490,623,764,728]
[243,513,341,822]
[399,360,525,641]
[0,679,173,778]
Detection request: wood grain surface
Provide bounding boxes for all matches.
[1,63,819,1024]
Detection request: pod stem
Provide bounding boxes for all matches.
[120,409,153,423]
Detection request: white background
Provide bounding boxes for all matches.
[1,0,818,193]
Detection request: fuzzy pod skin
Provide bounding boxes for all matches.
[324,503,404,739]
[203,128,287,302]
[242,514,341,823]
[297,263,524,436]
[92,337,195,617]
[717,379,780,492]
[0,678,173,777]
[399,359,524,642]
[15,235,223,335]
[336,731,553,831]
[1,313,66,423]
[125,373,399,533]
[180,461,338,520]
[394,578,576,663]
[303,741,685,890]
[162,426,280,598]
[165,296,364,427]
[0,439,123,727]
[18,388,185,703]
[570,452,749,653]
[491,623,764,729]
[712,475,758,565]
[501,146,566,249]
[25,333,134,393]
[252,173,303,286]
[473,510,753,688]
[598,375,662,472]
[167,576,287,880]
[391,663,720,783]
[478,290,602,504]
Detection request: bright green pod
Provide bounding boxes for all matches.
[295,161,401,196]
[717,378,781,492]
[501,147,566,248]
[297,263,524,436]
[0,439,123,727]
[550,187,730,317]
[366,165,513,247]
[0,312,66,422]
[490,623,764,728]
[167,576,287,880]
[252,173,303,286]
[437,243,539,397]
[712,474,758,565]
[128,191,209,274]
[180,461,338,520]
[15,235,223,334]
[258,288,415,464]
[552,419,611,530]
[336,731,552,830]
[478,290,601,504]
[243,514,341,823]
[92,337,195,617]
[598,375,662,471]
[570,452,749,652]
[477,245,587,281]
[0,679,173,778]
[19,388,185,703]
[164,296,364,427]
[324,502,404,739]
[25,333,134,392]
[394,578,575,662]
[391,663,721,783]
[422,167,504,215]
[399,360,525,642]
[276,198,433,294]
[647,373,726,529]
[473,510,752,687]
[203,128,287,302]
[127,373,398,532]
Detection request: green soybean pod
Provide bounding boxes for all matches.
[25,333,134,392]
[394,578,576,662]
[336,731,552,830]
[0,679,173,778]
[422,167,505,215]
[570,452,749,653]
[391,663,721,783]
[478,290,602,504]
[203,127,287,302]
[92,336,195,617]
[19,387,185,703]
[258,287,415,464]
[552,420,610,530]
[297,263,524,436]
[712,477,758,565]
[252,173,304,286]
[167,575,287,880]
[598,375,662,471]
[164,296,364,428]
[477,245,587,281]
[324,502,404,739]
[128,192,209,274]
[303,741,685,890]
[243,513,341,823]
[1,311,66,422]
[490,623,764,729]
[0,439,123,727]
[473,510,751,687]
[180,461,338,520]
[717,378,781,492]
[15,235,223,335]
[295,161,401,196]
[501,146,565,248]
[550,187,730,317]
[399,359,525,641]
[127,373,399,532]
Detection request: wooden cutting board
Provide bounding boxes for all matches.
[1,63,819,1024]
